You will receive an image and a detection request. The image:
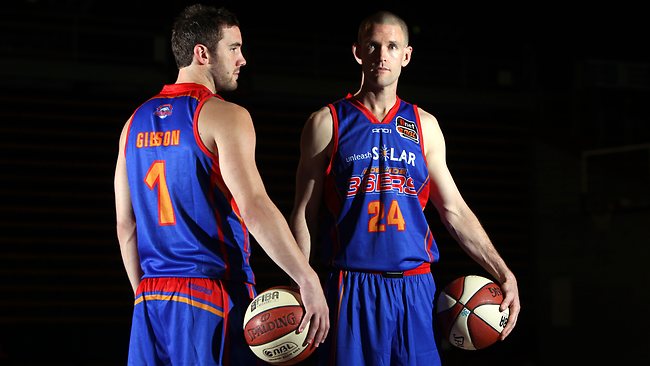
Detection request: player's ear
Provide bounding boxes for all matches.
[401,45,413,67]
[193,44,210,65]
[352,43,363,65]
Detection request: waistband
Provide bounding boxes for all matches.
[336,263,431,278]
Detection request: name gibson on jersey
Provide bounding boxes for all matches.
[135,130,181,148]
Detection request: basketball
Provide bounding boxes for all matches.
[243,286,316,365]
[436,275,509,350]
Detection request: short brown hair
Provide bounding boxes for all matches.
[171,4,240,68]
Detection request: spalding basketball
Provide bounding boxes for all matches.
[243,286,315,365]
[436,275,509,350]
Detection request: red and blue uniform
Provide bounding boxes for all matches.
[124,83,259,365]
[319,94,442,365]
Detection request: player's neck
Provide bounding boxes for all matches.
[176,67,217,94]
[353,89,398,120]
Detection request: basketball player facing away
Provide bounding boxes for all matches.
[114,4,328,365]
[290,10,520,366]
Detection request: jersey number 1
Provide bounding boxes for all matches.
[145,160,176,226]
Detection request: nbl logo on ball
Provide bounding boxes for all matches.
[263,342,299,358]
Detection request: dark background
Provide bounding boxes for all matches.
[1,1,648,365]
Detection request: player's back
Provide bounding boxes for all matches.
[125,83,255,283]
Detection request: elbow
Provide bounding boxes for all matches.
[236,195,270,232]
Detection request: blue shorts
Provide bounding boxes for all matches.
[127,277,263,366]
[318,269,442,366]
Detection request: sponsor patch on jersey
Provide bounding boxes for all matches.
[395,116,419,143]
[154,104,173,119]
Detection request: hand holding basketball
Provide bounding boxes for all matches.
[436,275,510,350]
[243,286,316,365]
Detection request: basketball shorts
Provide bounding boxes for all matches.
[317,269,442,366]
[127,277,263,366]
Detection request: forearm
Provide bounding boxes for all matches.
[117,222,142,293]
[243,196,319,288]
[289,208,314,260]
[442,206,514,283]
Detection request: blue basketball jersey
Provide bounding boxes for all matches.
[125,83,254,283]
[322,94,439,272]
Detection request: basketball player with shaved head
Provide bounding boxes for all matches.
[290,10,520,365]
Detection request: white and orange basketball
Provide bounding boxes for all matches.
[436,275,509,350]
[243,286,315,365]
